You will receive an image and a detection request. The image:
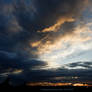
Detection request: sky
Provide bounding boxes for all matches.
[0,0,92,86]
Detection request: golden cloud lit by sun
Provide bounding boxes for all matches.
[38,17,75,33]
[31,22,92,55]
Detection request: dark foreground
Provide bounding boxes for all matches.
[0,85,92,92]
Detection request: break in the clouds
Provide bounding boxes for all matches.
[0,0,92,86]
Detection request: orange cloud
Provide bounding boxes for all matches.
[38,17,75,33]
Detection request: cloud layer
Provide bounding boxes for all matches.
[0,0,92,86]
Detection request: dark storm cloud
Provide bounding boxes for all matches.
[0,0,91,85]
[0,51,47,72]
[0,0,87,52]
[0,50,47,85]
[13,0,87,36]
[68,61,92,68]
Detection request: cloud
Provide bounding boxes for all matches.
[0,51,92,85]
[36,23,92,68]
[38,18,75,33]
[66,61,92,69]
[0,51,47,76]
[22,61,92,83]
[0,0,92,85]
[0,0,89,55]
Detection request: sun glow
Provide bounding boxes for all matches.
[37,23,92,69]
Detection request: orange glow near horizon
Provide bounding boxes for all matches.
[26,82,91,87]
